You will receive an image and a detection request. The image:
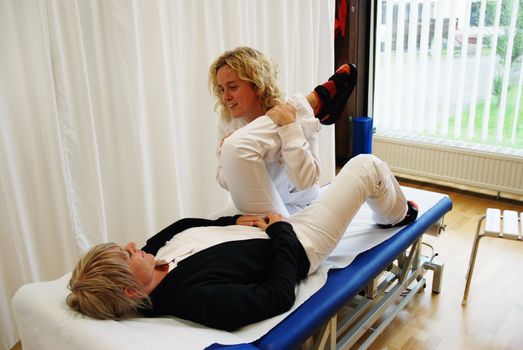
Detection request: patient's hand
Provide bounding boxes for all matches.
[254,212,287,231]
[236,215,267,227]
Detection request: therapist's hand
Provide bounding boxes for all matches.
[266,103,296,127]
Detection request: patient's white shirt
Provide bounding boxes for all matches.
[155,225,270,272]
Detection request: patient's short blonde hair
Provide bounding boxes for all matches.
[66,242,151,320]
[209,46,283,121]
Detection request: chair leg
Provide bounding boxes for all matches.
[462,216,486,306]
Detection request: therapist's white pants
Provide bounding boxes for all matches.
[288,154,408,274]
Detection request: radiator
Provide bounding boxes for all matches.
[373,135,523,197]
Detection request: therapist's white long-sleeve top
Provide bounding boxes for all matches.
[215,93,321,214]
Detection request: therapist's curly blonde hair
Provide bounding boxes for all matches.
[209,46,283,121]
[66,242,151,320]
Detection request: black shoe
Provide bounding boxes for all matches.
[314,63,357,125]
[378,200,419,228]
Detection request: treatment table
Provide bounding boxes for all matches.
[12,187,452,350]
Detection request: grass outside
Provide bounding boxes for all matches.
[432,84,523,150]
[380,47,523,152]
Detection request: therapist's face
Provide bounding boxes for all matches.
[122,242,156,288]
[216,64,264,123]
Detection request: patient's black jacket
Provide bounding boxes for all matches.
[139,216,310,331]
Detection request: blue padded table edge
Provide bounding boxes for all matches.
[254,196,452,350]
[210,196,452,350]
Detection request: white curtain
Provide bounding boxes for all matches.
[0,0,335,348]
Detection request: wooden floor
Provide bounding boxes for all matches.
[10,180,523,350]
[367,179,523,350]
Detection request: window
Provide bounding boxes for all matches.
[373,0,523,155]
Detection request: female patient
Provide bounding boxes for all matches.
[209,47,356,215]
[66,153,418,331]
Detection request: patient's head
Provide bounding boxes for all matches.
[209,46,283,121]
[66,242,151,320]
